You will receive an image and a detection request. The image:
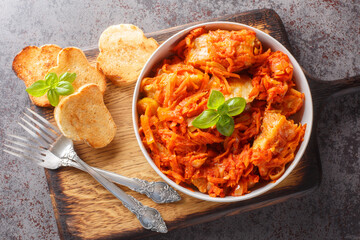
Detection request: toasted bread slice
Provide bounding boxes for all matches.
[12,44,62,107]
[96,24,158,85]
[47,47,106,95]
[54,84,116,148]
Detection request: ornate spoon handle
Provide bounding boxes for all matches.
[62,151,181,204]
[67,151,168,233]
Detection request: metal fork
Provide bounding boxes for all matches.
[3,108,176,233]
[7,108,180,204]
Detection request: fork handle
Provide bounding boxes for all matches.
[69,162,140,188]
[71,154,167,233]
[65,159,181,204]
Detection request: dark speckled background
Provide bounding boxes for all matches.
[0,0,359,239]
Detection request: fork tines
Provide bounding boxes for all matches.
[3,108,61,162]
[25,108,61,134]
[17,108,61,148]
[4,134,46,164]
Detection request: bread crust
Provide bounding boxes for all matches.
[54,84,116,148]
[13,45,107,107]
[47,47,107,95]
[96,24,158,86]
[12,44,62,107]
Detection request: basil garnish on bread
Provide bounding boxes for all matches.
[26,72,76,106]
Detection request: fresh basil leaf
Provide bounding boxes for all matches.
[225,97,246,116]
[216,115,234,136]
[217,103,229,116]
[47,89,59,106]
[26,80,49,97]
[207,90,225,109]
[59,72,76,83]
[56,81,74,96]
[192,109,220,129]
[45,72,59,88]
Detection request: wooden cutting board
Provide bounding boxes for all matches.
[35,8,359,240]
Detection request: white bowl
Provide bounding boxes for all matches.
[132,22,313,202]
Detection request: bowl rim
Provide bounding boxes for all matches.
[132,21,314,202]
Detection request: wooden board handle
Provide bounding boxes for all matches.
[306,72,360,107]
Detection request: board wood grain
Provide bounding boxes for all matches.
[34,9,360,240]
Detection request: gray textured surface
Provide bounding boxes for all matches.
[0,0,359,239]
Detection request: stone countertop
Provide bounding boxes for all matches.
[0,1,359,239]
